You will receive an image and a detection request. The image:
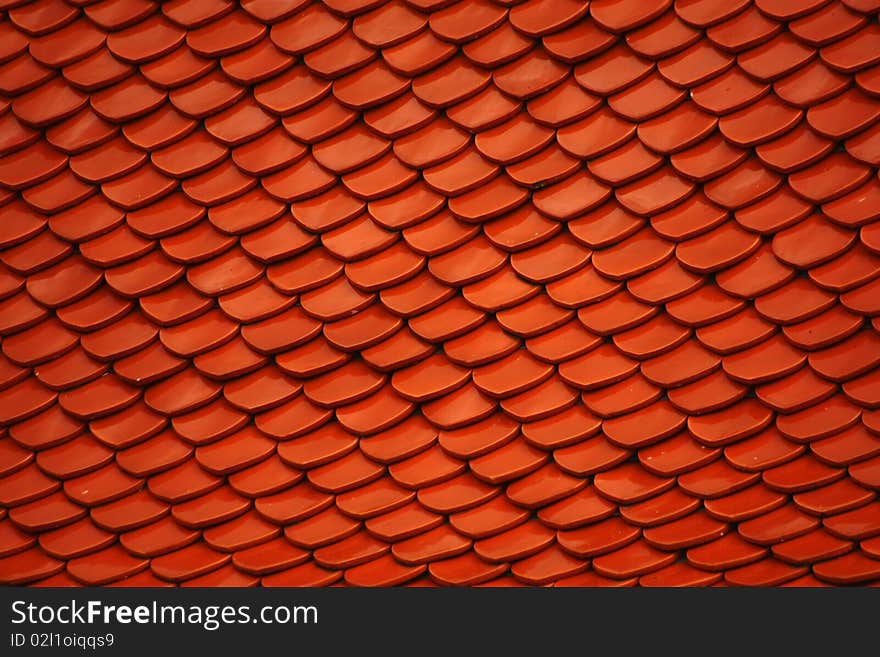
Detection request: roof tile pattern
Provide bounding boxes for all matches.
[1,0,880,587]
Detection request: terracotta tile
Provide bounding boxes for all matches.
[355,418,432,467]
[273,423,353,470]
[704,483,787,523]
[186,10,265,58]
[144,368,221,416]
[619,486,701,527]
[794,478,875,516]
[345,554,426,587]
[0,517,36,559]
[172,484,250,529]
[471,520,554,563]
[500,376,577,422]
[671,135,748,184]
[786,306,865,353]
[841,274,880,316]
[261,561,341,587]
[556,516,638,561]
[280,98,352,148]
[356,502,434,547]
[0,352,29,392]
[116,429,192,478]
[811,243,880,292]
[361,326,432,370]
[0,377,58,424]
[627,11,700,57]
[335,477,415,520]
[613,315,690,361]
[62,460,141,506]
[193,425,274,475]
[2,315,75,366]
[313,531,389,569]
[525,320,602,364]
[345,241,424,291]
[259,1,337,52]
[740,33,817,83]
[776,60,850,110]
[281,507,358,551]
[579,290,658,336]
[90,490,168,532]
[138,45,213,90]
[588,139,662,188]
[307,449,384,493]
[625,260,699,308]
[390,524,471,565]
[468,437,547,484]
[820,23,880,74]
[558,343,637,391]
[7,406,82,453]
[791,2,866,46]
[6,0,880,589]
[82,225,155,269]
[641,561,722,587]
[724,557,808,586]
[0,467,60,518]
[383,29,455,78]
[762,452,845,493]
[688,399,774,450]
[181,564,258,587]
[333,60,411,110]
[790,153,872,205]
[642,509,728,550]
[219,36,293,83]
[428,552,507,586]
[602,401,686,449]
[580,373,661,419]
[686,532,767,571]
[63,49,133,95]
[706,6,781,52]
[813,551,880,585]
[610,71,687,123]
[824,502,880,540]
[643,339,720,386]
[511,543,588,585]
[341,152,417,201]
[227,453,302,498]
[524,81,598,132]
[776,395,862,443]
[535,485,613,532]
[639,430,721,476]
[334,386,414,435]
[462,269,539,314]
[363,92,436,140]
[12,76,87,128]
[253,66,332,120]
[541,12,613,59]
[558,107,637,161]
[67,545,149,585]
[386,442,463,489]
[149,542,231,582]
[723,426,805,473]
[418,473,498,514]
[739,503,820,545]
[35,347,107,392]
[811,424,880,466]
[591,462,674,504]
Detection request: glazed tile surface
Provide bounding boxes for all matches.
[0,0,879,588]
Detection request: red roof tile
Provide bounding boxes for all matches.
[1,0,880,588]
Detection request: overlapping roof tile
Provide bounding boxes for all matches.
[1,0,880,588]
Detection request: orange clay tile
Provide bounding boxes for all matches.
[2,1,880,590]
